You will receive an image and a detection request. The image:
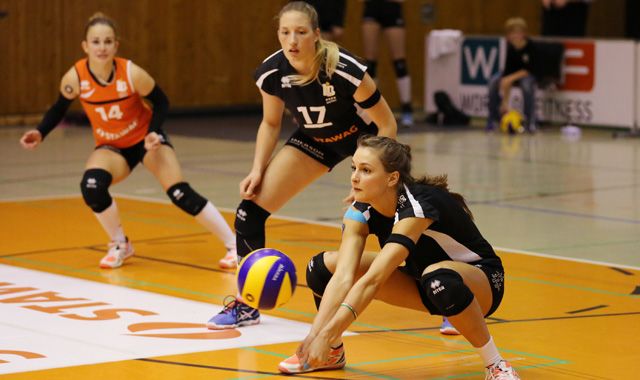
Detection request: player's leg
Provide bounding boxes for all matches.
[81,147,133,268]
[142,144,237,268]
[384,26,413,126]
[421,261,519,379]
[209,146,330,329]
[362,12,381,80]
[235,145,329,258]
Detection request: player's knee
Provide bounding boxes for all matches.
[234,200,271,258]
[166,182,207,216]
[421,268,474,317]
[306,251,334,298]
[80,168,113,213]
[366,60,378,78]
[392,59,408,78]
[234,200,270,235]
[306,251,335,309]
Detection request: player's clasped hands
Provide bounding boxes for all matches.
[144,131,162,151]
[295,333,316,363]
[19,129,43,150]
[301,333,331,370]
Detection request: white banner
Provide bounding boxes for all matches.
[425,34,637,129]
[0,265,322,374]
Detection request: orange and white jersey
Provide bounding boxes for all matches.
[75,57,152,148]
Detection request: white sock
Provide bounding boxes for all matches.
[476,336,503,367]
[396,76,412,105]
[195,202,235,251]
[94,201,126,243]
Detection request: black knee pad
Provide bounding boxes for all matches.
[421,268,474,317]
[366,60,378,79]
[80,169,113,213]
[166,182,208,216]
[306,252,334,309]
[234,200,271,259]
[393,59,408,78]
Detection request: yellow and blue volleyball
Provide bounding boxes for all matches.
[236,248,297,310]
[500,110,525,134]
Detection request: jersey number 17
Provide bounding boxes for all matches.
[297,106,333,129]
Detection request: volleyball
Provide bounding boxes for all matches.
[500,110,525,134]
[236,248,297,310]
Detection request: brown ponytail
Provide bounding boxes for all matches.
[84,12,117,39]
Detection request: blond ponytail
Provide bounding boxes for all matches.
[290,39,339,86]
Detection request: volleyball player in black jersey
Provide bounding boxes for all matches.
[278,136,520,379]
[207,1,397,329]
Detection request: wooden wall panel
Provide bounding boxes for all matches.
[0,0,629,120]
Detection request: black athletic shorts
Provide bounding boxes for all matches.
[363,0,405,28]
[285,120,378,170]
[305,0,346,32]
[95,129,173,171]
[413,258,505,318]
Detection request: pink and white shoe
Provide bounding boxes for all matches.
[218,248,237,269]
[278,344,346,374]
[99,238,134,269]
[485,360,520,380]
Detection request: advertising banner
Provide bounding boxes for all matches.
[425,34,637,128]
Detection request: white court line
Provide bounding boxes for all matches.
[3,193,639,271]
[494,246,640,271]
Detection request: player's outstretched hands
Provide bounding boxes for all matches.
[240,170,262,200]
[20,129,43,150]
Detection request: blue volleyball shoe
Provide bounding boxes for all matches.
[207,296,260,329]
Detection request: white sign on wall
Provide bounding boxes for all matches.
[425,34,637,129]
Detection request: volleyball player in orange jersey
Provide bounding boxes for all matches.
[19,13,237,269]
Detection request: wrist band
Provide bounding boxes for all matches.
[340,302,358,320]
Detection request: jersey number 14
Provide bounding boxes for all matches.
[95,105,124,122]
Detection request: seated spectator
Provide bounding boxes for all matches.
[487,18,538,133]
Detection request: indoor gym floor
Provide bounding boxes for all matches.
[0,116,638,379]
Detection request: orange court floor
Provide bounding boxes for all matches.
[1,196,638,379]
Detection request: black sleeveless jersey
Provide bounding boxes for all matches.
[350,182,501,279]
[254,48,371,143]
